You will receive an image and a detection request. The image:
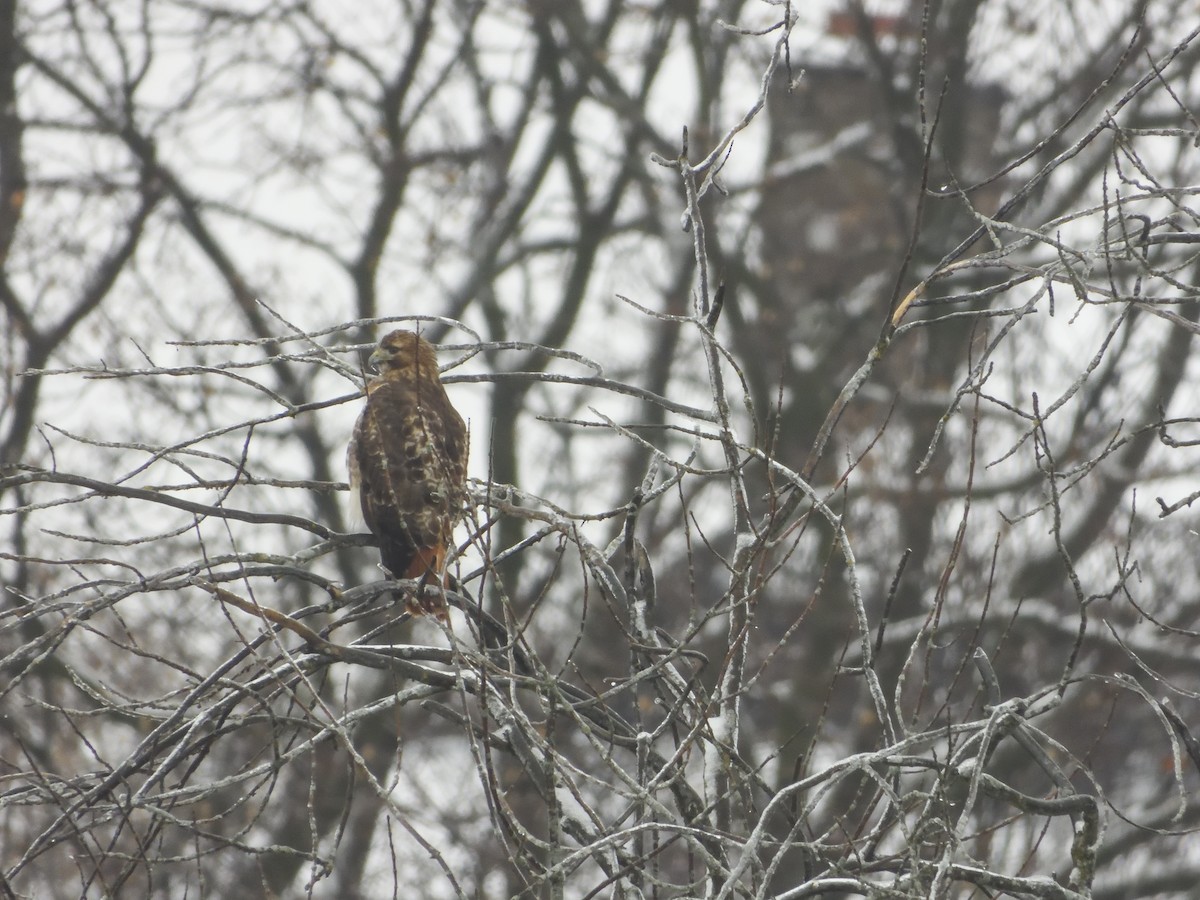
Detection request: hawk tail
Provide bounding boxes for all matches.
[402,545,445,580]
[380,541,449,619]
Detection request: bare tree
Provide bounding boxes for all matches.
[3,1,1200,897]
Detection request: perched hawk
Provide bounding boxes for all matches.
[348,330,468,617]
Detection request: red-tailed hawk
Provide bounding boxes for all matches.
[348,330,468,617]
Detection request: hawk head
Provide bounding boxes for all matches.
[368,330,441,381]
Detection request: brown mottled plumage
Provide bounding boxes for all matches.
[348,330,468,618]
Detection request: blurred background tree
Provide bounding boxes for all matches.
[3,1,1200,897]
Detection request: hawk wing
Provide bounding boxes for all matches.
[350,377,468,601]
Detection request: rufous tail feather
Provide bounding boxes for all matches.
[403,544,450,619]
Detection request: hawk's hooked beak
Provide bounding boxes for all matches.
[368,347,388,372]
